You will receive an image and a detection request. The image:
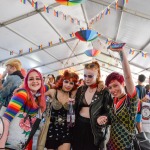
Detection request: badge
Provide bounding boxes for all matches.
[142,105,150,120]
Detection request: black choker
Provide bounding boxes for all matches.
[118,94,126,99]
[61,89,69,93]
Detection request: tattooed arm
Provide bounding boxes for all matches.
[110,46,134,96]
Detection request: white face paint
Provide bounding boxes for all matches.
[84,69,98,86]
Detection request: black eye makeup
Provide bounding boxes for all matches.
[63,80,74,85]
[84,74,94,78]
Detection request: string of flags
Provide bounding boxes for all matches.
[19,0,129,28]
[20,0,84,26]
[53,10,82,26]
[89,0,129,26]
[8,36,66,56]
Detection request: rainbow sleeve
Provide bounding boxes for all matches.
[44,84,50,92]
[3,89,28,122]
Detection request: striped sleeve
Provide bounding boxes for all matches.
[44,84,50,92]
[3,89,28,122]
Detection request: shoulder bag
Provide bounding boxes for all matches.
[36,101,52,150]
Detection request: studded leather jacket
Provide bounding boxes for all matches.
[75,85,113,147]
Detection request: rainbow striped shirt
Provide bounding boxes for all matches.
[3,89,39,122]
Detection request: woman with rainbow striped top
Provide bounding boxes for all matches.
[0,69,46,150]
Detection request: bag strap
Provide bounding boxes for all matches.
[23,118,41,149]
[23,101,53,149]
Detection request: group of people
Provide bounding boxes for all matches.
[0,45,149,150]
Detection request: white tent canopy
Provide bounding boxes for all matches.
[0,0,150,84]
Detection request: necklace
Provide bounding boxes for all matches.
[89,83,98,88]
[61,88,69,94]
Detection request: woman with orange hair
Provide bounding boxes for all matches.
[0,69,46,149]
[45,70,79,150]
[72,61,113,150]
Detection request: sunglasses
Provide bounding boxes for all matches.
[63,80,74,85]
[84,74,94,78]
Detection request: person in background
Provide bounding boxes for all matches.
[44,74,55,89]
[140,84,150,133]
[145,84,150,94]
[72,61,112,150]
[78,79,85,87]
[45,70,79,150]
[55,75,62,83]
[43,76,46,83]
[0,59,24,107]
[136,74,146,133]
[98,45,138,150]
[0,69,46,150]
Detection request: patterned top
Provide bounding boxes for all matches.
[3,89,39,122]
[107,89,138,150]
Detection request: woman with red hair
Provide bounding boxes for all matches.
[98,45,138,150]
[72,61,113,150]
[0,69,46,149]
[45,70,79,150]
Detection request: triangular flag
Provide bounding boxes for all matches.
[49,41,53,46]
[19,49,23,55]
[29,48,32,52]
[10,51,14,55]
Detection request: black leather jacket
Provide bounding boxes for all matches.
[75,85,113,147]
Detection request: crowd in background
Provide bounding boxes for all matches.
[0,46,150,150]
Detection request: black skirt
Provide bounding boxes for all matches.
[72,115,99,150]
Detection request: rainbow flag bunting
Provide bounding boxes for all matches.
[129,48,135,55]
[29,48,32,53]
[49,41,53,46]
[10,51,14,55]
[115,0,118,9]
[142,52,147,58]
[105,7,110,15]
[39,44,43,49]
[54,10,59,17]
[19,49,23,55]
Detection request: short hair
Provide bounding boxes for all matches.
[145,84,150,93]
[105,72,124,87]
[138,74,146,82]
[5,59,22,71]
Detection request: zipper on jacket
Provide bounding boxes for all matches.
[89,105,96,144]
[93,105,102,115]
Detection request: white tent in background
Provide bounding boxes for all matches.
[0,0,150,84]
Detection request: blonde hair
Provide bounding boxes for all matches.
[5,59,22,71]
[84,61,101,83]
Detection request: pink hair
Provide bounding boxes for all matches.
[24,69,46,112]
[105,72,124,87]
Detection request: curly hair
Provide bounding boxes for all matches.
[55,70,79,91]
[105,72,124,87]
[84,61,101,84]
